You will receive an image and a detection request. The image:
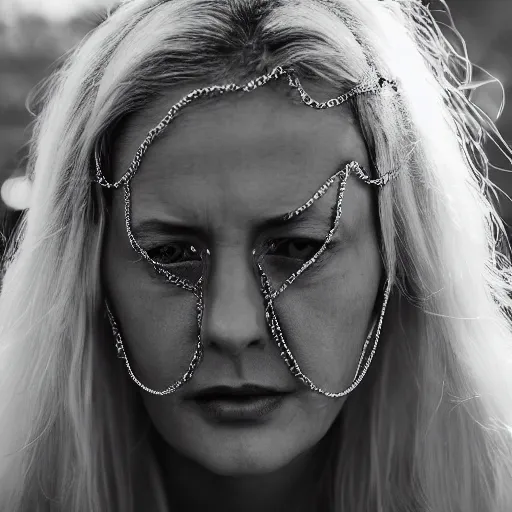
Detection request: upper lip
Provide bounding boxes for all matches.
[191,384,292,400]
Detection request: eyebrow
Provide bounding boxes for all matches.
[131,209,334,245]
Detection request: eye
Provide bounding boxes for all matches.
[265,238,324,261]
[146,242,203,267]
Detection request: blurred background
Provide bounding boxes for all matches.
[0,0,511,237]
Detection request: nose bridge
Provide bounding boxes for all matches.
[200,244,269,353]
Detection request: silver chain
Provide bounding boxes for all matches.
[94,65,397,189]
[98,66,399,397]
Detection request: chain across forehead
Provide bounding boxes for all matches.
[94,65,398,189]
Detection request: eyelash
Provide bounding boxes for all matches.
[261,238,325,262]
[146,238,325,266]
[146,243,202,267]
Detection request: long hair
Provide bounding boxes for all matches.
[1,0,512,510]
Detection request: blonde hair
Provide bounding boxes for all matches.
[1,0,512,510]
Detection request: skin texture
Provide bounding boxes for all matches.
[102,78,383,511]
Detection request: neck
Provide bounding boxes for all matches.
[150,427,334,512]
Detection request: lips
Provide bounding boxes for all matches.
[189,384,293,422]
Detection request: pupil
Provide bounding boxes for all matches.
[160,245,181,264]
[269,240,317,260]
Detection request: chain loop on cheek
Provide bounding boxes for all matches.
[102,183,205,395]
[254,169,392,398]
[104,287,205,396]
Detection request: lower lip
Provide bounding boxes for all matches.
[192,394,288,422]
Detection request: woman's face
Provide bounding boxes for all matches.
[103,79,383,476]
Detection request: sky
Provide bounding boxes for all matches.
[1,0,117,22]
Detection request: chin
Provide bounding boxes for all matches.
[193,444,303,477]
[146,390,342,479]
[178,419,325,478]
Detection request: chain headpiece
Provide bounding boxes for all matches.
[95,65,399,397]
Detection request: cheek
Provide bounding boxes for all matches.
[271,237,382,392]
[103,233,202,391]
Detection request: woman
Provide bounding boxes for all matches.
[0,0,511,510]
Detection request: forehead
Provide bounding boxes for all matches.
[110,80,371,229]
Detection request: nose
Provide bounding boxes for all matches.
[200,246,269,356]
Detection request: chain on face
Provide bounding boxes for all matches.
[94,66,397,189]
[105,290,204,395]
[270,161,397,299]
[256,162,393,397]
[260,268,393,398]
[97,66,399,397]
